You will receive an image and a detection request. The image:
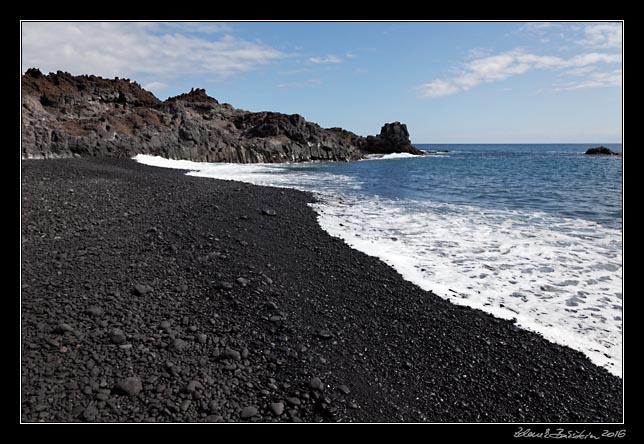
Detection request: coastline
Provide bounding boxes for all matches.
[21,157,623,422]
[135,152,623,377]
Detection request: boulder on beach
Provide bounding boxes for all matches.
[585,146,620,155]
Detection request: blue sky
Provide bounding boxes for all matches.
[21,21,622,143]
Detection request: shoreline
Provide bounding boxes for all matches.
[21,157,623,422]
[135,153,622,377]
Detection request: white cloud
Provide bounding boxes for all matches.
[557,69,622,90]
[307,54,342,64]
[418,49,622,98]
[524,22,557,30]
[564,66,597,76]
[21,22,285,80]
[518,22,622,51]
[567,52,622,66]
[143,81,168,92]
[517,22,564,43]
[418,79,462,98]
[465,47,493,60]
[577,23,622,49]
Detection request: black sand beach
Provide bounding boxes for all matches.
[20,158,623,423]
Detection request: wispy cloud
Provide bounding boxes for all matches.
[21,22,285,81]
[280,68,312,75]
[465,47,493,60]
[276,78,322,89]
[564,66,597,76]
[522,22,558,31]
[576,23,622,49]
[307,54,342,64]
[556,69,622,90]
[517,22,622,50]
[418,49,622,98]
[567,52,621,65]
[143,81,168,92]
[516,22,566,44]
[139,22,234,35]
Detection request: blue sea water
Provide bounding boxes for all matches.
[135,143,623,376]
[282,143,623,229]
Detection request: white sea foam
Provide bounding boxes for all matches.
[363,152,418,160]
[313,195,622,377]
[135,154,623,377]
[135,154,361,190]
[362,152,450,161]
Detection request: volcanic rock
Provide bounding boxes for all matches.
[114,377,143,397]
[585,146,620,155]
[270,402,285,416]
[362,122,425,155]
[240,405,258,419]
[21,69,422,162]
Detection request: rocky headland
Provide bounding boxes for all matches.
[21,68,422,162]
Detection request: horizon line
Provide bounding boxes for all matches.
[412,142,622,145]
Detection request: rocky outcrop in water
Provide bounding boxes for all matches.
[362,122,425,155]
[21,69,421,162]
[585,146,620,156]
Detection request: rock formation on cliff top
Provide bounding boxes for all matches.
[21,69,423,162]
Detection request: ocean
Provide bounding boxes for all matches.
[135,143,623,377]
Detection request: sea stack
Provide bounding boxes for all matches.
[361,122,425,155]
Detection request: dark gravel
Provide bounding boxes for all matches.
[20,158,623,422]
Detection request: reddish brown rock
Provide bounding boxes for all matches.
[21,69,422,162]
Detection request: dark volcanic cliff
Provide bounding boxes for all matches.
[21,69,422,162]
